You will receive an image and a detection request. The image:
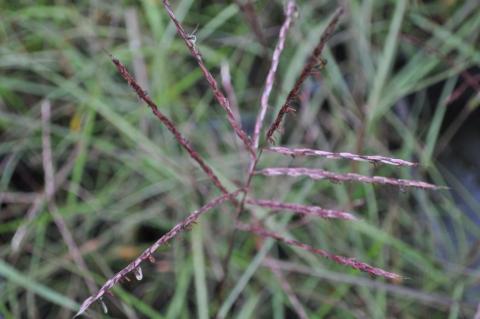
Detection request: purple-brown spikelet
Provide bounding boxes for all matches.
[161,0,255,158]
[266,7,344,143]
[256,167,442,190]
[110,55,229,195]
[253,0,297,149]
[246,198,357,220]
[75,190,241,317]
[266,146,418,167]
[237,223,402,281]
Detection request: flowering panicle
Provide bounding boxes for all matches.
[75,2,444,316]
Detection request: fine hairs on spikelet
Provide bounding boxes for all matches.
[74,1,444,317]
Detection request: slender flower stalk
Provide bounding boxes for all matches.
[266,7,344,143]
[161,0,255,158]
[237,223,402,281]
[256,167,442,190]
[253,0,297,149]
[246,198,357,220]
[266,146,417,167]
[216,2,299,291]
[110,55,229,195]
[75,190,241,317]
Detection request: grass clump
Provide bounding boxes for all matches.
[1,1,479,318]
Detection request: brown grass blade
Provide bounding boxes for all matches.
[266,146,417,167]
[10,149,78,253]
[161,0,255,158]
[256,167,443,190]
[237,223,402,281]
[246,198,357,220]
[266,7,344,143]
[253,1,297,149]
[75,190,241,317]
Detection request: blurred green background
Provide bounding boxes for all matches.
[1,0,479,318]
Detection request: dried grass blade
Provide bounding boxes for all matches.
[266,146,417,167]
[237,223,402,281]
[265,7,344,143]
[161,0,255,158]
[256,167,443,190]
[253,1,297,149]
[246,198,357,220]
[10,148,78,252]
[42,100,96,293]
[75,190,241,317]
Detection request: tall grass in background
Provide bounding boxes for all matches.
[0,1,479,318]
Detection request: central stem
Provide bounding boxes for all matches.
[216,148,264,301]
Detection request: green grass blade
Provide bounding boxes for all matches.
[0,260,79,311]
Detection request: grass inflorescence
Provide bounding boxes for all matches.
[1,1,479,318]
